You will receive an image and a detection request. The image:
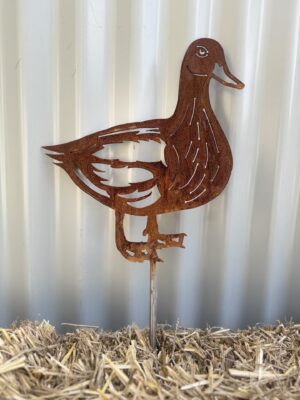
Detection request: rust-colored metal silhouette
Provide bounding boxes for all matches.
[44,38,244,347]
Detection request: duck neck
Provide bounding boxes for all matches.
[171,73,211,126]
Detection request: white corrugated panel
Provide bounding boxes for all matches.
[0,0,299,331]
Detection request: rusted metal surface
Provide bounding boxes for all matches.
[44,38,244,346]
[44,38,244,264]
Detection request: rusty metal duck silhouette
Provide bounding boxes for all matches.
[44,38,244,346]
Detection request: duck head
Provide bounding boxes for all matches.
[183,38,244,89]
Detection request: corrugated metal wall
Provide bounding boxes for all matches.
[1,0,300,331]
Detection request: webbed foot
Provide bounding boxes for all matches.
[142,228,186,249]
[117,239,163,263]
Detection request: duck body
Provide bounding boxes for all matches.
[46,106,231,217]
[44,38,244,261]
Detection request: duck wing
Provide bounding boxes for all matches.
[44,126,166,210]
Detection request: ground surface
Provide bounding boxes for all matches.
[0,321,299,399]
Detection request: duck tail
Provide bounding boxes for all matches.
[42,143,66,153]
[42,144,66,165]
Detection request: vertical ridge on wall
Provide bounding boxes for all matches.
[244,0,299,326]
[288,197,300,319]
[196,0,245,327]
[221,0,266,328]
[1,0,300,330]
[79,0,119,330]
[0,0,9,324]
[0,0,29,325]
[51,0,83,326]
[18,0,58,323]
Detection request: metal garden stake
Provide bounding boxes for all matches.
[44,38,244,348]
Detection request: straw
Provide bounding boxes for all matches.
[0,320,299,399]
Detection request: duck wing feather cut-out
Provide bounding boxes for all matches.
[44,125,167,212]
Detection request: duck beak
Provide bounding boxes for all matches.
[211,61,244,89]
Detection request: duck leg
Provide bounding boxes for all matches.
[115,211,161,262]
[143,216,186,249]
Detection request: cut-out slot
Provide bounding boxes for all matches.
[203,108,220,153]
[210,165,220,182]
[192,148,199,163]
[185,188,207,203]
[205,142,209,168]
[75,169,110,198]
[185,141,193,158]
[94,140,165,164]
[119,185,160,209]
[93,165,153,188]
[190,174,206,194]
[189,97,196,126]
[179,163,199,189]
[99,127,160,138]
[196,121,200,140]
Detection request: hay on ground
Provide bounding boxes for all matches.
[0,321,299,399]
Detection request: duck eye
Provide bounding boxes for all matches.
[196,46,209,58]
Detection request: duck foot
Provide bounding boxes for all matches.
[142,222,186,249]
[118,239,163,263]
[115,212,185,262]
[116,212,163,262]
[155,233,186,249]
